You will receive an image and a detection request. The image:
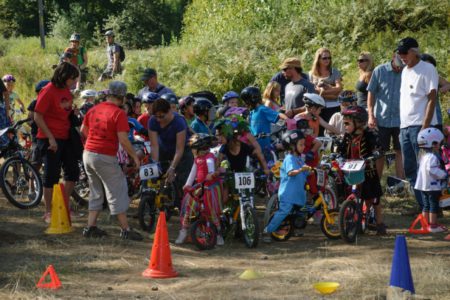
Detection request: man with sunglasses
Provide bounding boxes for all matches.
[397,37,439,211]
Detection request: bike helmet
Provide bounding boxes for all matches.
[222,91,239,104]
[338,90,356,103]
[2,74,15,82]
[341,105,368,124]
[417,127,444,148]
[281,130,305,149]
[161,93,178,106]
[240,86,262,106]
[80,102,94,117]
[189,133,217,150]
[193,98,213,115]
[178,96,195,112]
[35,80,50,93]
[105,30,115,37]
[142,92,160,104]
[70,33,81,42]
[223,106,249,119]
[303,93,325,108]
[80,89,97,99]
[214,115,249,140]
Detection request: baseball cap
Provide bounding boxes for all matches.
[279,57,302,70]
[140,68,157,81]
[109,81,127,97]
[396,37,419,54]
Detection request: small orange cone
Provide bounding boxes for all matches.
[36,265,62,289]
[46,183,73,234]
[142,211,178,278]
[408,214,429,234]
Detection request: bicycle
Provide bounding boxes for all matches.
[220,171,262,248]
[338,156,378,243]
[263,166,340,241]
[0,119,43,209]
[137,160,176,232]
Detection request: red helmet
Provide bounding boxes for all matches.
[341,106,368,124]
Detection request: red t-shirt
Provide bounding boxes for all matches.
[137,113,150,141]
[83,102,129,156]
[303,135,319,167]
[34,82,72,140]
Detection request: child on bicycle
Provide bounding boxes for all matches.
[415,128,447,233]
[175,133,224,245]
[263,130,310,243]
[337,106,386,235]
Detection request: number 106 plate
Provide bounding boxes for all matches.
[234,172,255,189]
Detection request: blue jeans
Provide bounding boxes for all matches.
[421,191,441,213]
[265,201,293,233]
[399,126,423,209]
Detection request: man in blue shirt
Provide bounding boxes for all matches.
[367,51,404,179]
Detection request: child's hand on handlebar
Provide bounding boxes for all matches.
[299,165,311,172]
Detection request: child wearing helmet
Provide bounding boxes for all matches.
[222,91,239,108]
[415,128,447,233]
[178,96,196,126]
[326,90,357,136]
[263,130,311,243]
[138,92,159,135]
[175,133,224,245]
[78,89,96,119]
[338,105,386,234]
[191,98,215,134]
[2,74,25,121]
[294,93,339,137]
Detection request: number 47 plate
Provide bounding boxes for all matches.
[235,172,255,189]
[139,163,159,180]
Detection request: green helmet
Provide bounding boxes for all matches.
[214,114,249,139]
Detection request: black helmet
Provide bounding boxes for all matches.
[142,92,160,104]
[193,99,213,115]
[189,133,217,150]
[281,130,305,149]
[240,86,262,106]
[341,105,368,124]
[35,80,50,93]
[338,90,356,103]
[161,93,178,106]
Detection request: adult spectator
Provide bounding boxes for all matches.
[0,78,10,145]
[34,62,80,223]
[137,68,173,99]
[148,99,194,207]
[397,37,439,210]
[65,33,88,90]
[309,48,343,135]
[367,51,405,179]
[355,52,374,108]
[81,81,142,240]
[98,30,121,81]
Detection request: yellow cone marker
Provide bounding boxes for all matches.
[46,183,73,234]
[239,269,262,280]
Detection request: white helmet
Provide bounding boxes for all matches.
[417,127,444,148]
[303,93,325,107]
[80,89,97,99]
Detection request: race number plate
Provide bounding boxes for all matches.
[139,163,159,180]
[234,172,255,189]
[341,160,365,172]
[316,169,325,187]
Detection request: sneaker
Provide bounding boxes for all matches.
[83,226,107,238]
[429,225,446,233]
[43,212,51,224]
[175,229,188,244]
[120,228,143,241]
[376,223,387,235]
[216,235,224,246]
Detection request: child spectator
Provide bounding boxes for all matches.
[2,74,25,121]
[138,92,159,133]
[263,81,281,111]
[338,106,386,235]
[263,130,310,242]
[415,128,447,233]
[175,133,223,245]
[191,99,215,134]
[178,95,196,126]
[326,90,357,136]
[79,89,96,120]
[217,91,239,118]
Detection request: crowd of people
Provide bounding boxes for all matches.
[1,36,449,242]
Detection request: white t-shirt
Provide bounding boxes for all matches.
[414,152,446,191]
[326,112,345,136]
[399,60,439,128]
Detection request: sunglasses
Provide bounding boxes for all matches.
[321,56,331,60]
[357,59,368,63]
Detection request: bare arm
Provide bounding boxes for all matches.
[118,131,139,168]
[318,79,343,100]
[80,124,88,138]
[287,166,311,176]
[422,89,436,130]
[439,76,450,93]
[319,117,339,135]
[165,130,187,183]
[34,111,57,152]
[252,147,269,174]
[367,91,377,128]
[113,52,120,73]
[149,129,159,162]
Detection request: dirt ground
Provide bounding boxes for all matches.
[1,193,450,300]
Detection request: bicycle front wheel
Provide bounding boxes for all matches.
[242,205,259,248]
[190,219,217,250]
[339,198,361,243]
[0,157,42,209]
[320,208,340,240]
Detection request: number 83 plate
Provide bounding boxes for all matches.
[139,163,159,180]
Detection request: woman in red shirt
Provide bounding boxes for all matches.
[81,81,142,240]
[34,62,80,223]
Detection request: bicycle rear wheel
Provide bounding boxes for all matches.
[138,193,157,232]
[0,157,42,209]
[190,219,217,250]
[339,198,361,243]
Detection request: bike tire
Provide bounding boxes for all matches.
[323,186,338,210]
[320,208,341,240]
[339,199,361,243]
[138,193,157,232]
[267,213,294,242]
[263,194,279,228]
[242,206,259,248]
[0,157,42,209]
[190,219,217,250]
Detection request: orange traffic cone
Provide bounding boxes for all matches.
[142,211,178,278]
[46,183,73,234]
[36,265,62,289]
[408,214,429,234]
